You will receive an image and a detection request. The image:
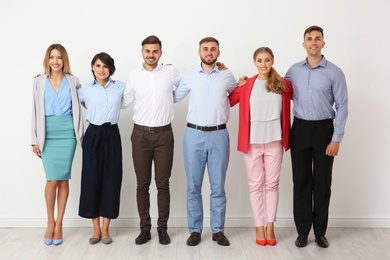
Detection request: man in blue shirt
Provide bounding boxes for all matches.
[285,25,348,248]
[174,37,237,246]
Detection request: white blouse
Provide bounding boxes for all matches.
[249,79,282,144]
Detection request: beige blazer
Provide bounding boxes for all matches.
[31,74,84,150]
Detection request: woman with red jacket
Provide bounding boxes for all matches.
[229,47,292,246]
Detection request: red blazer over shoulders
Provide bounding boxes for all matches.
[229,74,292,153]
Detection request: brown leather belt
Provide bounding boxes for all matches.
[134,123,171,133]
[187,123,226,132]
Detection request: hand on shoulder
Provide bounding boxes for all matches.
[238,76,248,87]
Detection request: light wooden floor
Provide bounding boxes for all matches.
[0,227,389,259]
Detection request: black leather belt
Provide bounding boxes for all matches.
[134,123,171,133]
[187,123,226,131]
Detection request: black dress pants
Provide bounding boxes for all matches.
[290,117,334,236]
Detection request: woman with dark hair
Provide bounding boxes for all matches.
[78,52,126,245]
[31,43,84,246]
[229,47,292,246]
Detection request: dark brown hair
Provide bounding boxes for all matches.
[199,37,219,47]
[91,52,116,79]
[141,35,162,48]
[304,25,324,38]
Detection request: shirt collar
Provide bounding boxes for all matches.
[197,63,219,74]
[140,63,163,72]
[93,77,113,87]
[303,55,327,69]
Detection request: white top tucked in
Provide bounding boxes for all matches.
[122,64,181,127]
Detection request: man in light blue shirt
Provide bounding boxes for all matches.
[285,25,348,249]
[174,37,237,247]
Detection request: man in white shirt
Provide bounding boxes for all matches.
[122,35,181,245]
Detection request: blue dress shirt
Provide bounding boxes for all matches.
[173,64,237,126]
[285,56,348,142]
[78,78,126,125]
[44,77,72,116]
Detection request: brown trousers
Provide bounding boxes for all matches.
[131,124,174,230]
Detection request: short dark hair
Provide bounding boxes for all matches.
[304,25,324,38]
[141,35,162,48]
[199,37,219,47]
[91,52,116,79]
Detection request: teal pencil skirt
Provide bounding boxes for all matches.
[41,115,77,181]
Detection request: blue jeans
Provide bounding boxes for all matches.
[183,127,230,234]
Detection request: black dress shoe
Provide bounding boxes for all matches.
[186,232,201,246]
[212,232,230,246]
[315,235,329,248]
[158,229,171,245]
[295,235,308,247]
[135,229,151,245]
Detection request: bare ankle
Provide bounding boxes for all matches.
[256,226,265,239]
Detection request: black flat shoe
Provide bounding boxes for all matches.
[295,235,308,247]
[158,229,171,245]
[135,229,151,245]
[315,235,329,248]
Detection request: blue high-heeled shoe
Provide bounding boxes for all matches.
[53,239,63,246]
[43,237,53,246]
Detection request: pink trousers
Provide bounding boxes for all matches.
[243,140,283,226]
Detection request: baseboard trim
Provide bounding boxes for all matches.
[1,217,390,228]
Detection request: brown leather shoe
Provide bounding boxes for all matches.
[186,232,201,246]
[212,232,230,246]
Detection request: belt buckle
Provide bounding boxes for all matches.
[147,126,156,133]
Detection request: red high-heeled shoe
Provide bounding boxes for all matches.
[256,228,266,246]
[265,227,277,246]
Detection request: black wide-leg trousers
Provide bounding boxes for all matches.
[79,123,123,219]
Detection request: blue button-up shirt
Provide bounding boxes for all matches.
[78,78,126,125]
[285,56,348,142]
[173,64,237,126]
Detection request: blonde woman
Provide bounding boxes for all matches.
[31,44,84,246]
[229,47,292,246]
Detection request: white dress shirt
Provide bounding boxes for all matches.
[122,64,182,127]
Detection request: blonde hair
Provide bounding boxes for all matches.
[253,47,287,94]
[43,43,72,75]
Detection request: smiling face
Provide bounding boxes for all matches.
[49,49,64,73]
[254,51,274,79]
[302,30,325,58]
[199,41,220,66]
[92,59,110,83]
[142,43,162,70]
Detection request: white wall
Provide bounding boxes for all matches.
[1,0,389,228]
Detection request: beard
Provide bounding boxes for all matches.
[201,56,218,66]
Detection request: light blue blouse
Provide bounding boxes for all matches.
[44,77,72,116]
[78,78,126,125]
